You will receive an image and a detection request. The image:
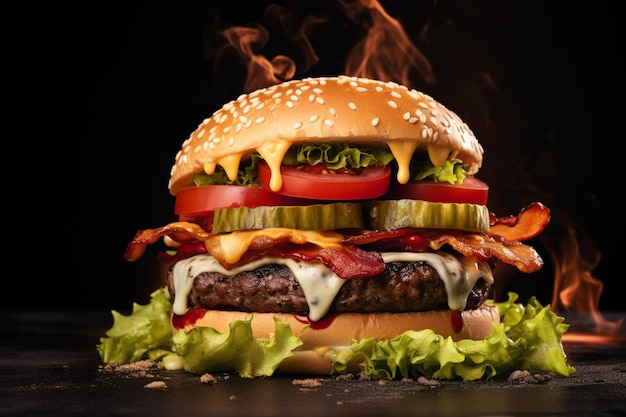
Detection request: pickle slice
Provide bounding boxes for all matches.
[364,199,490,232]
[212,202,364,234]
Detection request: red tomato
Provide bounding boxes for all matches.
[257,161,391,200]
[383,176,489,205]
[174,185,314,218]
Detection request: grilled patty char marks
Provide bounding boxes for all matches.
[167,261,491,314]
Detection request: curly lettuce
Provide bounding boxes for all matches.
[97,290,575,380]
[332,293,575,380]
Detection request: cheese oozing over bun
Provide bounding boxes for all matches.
[168,76,483,195]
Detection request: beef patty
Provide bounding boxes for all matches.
[167,261,491,314]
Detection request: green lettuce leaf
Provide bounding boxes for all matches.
[172,317,303,378]
[96,288,173,363]
[332,292,575,380]
[413,158,468,184]
[285,142,395,169]
[97,289,574,380]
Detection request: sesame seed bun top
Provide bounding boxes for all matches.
[168,76,484,195]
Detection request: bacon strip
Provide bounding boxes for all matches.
[124,222,210,262]
[429,233,544,273]
[489,202,550,242]
[272,243,385,279]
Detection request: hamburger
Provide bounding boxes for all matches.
[98,76,574,380]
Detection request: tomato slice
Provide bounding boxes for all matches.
[174,185,315,218]
[257,161,391,200]
[383,176,489,205]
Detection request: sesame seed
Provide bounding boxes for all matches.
[209,142,215,150]
[197,129,205,138]
[371,117,380,126]
[387,100,398,109]
[313,88,323,94]
[324,119,334,127]
[228,137,235,146]
[391,91,401,98]
[245,119,252,128]
[255,102,265,110]
[256,117,265,124]
[235,123,242,133]
[286,101,294,108]
[348,102,357,110]
[356,87,367,92]
[409,117,418,124]
[421,128,429,139]
[375,86,383,92]
[293,121,303,129]
[308,95,315,103]
[403,112,410,120]
[194,145,201,153]
[329,107,336,116]
[316,97,325,104]
[290,95,299,101]
[223,126,231,133]
[310,114,319,122]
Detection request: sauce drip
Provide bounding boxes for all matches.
[172,308,206,330]
[295,313,338,330]
[450,310,464,333]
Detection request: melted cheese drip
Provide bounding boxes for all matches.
[172,251,493,321]
[205,139,455,192]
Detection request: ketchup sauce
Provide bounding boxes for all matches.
[295,313,338,330]
[172,308,206,330]
[450,310,464,333]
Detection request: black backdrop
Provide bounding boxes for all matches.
[10,1,623,312]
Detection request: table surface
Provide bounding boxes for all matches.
[1,309,625,417]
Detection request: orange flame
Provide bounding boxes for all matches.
[221,24,296,93]
[340,0,435,86]
[215,0,434,91]
[547,220,624,337]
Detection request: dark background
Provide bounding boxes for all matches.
[10,1,623,313]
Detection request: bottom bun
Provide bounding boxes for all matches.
[177,305,500,375]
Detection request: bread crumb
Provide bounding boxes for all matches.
[416,376,440,388]
[292,378,322,388]
[229,395,238,400]
[144,381,167,389]
[508,370,551,384]
[100,360,162,378]
[200,373,217,384]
